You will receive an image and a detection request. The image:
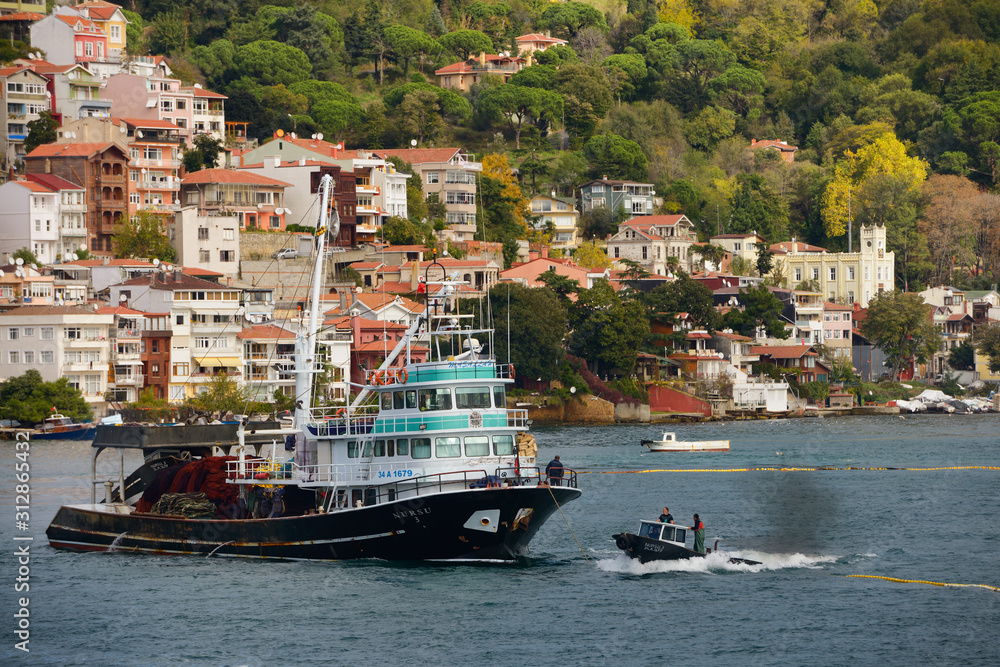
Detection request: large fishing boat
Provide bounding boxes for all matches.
[46,175,581,563]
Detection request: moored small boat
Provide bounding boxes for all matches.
[32,414,96,441]
[640,431,729,452]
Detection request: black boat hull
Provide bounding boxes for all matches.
[612,532,760,565]
[47,486,582,562]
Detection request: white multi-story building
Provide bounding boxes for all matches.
[1,66,50,167]
[0,305,114,409]
[0,180,60,264]
[238,324,296,402]
[109,270,243,402]
[770,225,894,307]
[181,84,227,142]
[25,173,88,260]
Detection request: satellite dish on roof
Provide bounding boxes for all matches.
[276,129,285,138]
[119,293,127,302]
[136,130,143,138]
[15,258,24,266]
[316,133,324,141]
[153,258,160,266]
[275,208,284,215]
[336,143,343,150]
[0,270,4,277]
[283,209,291,217]
[410,139,417,147]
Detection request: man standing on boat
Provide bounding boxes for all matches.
[546,456,564,486]
[659,507,673,523]
[690,514,705,553]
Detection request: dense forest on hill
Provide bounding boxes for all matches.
[65,1,1000,288]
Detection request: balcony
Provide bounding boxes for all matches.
[60,203,87,213]
[114,327,142,340]
[356,204,381,215]
[131,158,181,169]
[95,172,126,184]
[137,179,179,190]
[357,184,380,195]
[62,361,101,372]
[64,337,106,348]
[141,203,181,213]
[111,374,145,386]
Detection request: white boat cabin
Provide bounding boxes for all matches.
[638,520,687,545]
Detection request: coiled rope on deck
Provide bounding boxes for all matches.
[847,574,1000,592]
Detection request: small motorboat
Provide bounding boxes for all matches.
[32,414,97,441]
[641,431,729,452]
[613,520,760,565]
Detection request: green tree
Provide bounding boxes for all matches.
[554,64,613,144]
[182,133,222,173]
[425,7,446,37]
[723,284,790,339]
[271,5,339,79]
[976,323,1000,373]
[461,284,569,383]
[438,29,494,60]
[602,53,648,104]
[859,290,940,381]
[582,134,648,182]
[948,340,975,371]
[234,40,311,87]
[150,10,187,55]
[569,280,649,375]
[537,270,581,309]
[384,24,440,77]
[396,89,445,145]
[573,239,611,269]
[478,84,562,149]
[729,174,788,240]
[0,370,92,424]
[313,99,364,144]
[185,373,260,417]
[644,273,720,331]
[539,1,608,39]
[12,248,39,266]
[683,105,736,150]
[112,211,177,262]
[24,111,59,155]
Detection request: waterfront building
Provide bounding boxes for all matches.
[607,215,697,275]
[102,73,195,144]
[529,194,580,252]
[30,62,111,123]
[822,301,854,358]
[751,344,831,383]
[579,178,656,217]
[0,304,114,409]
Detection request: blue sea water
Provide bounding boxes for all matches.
[2,415,999,666]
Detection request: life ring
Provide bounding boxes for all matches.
[336,408,347,420]
[615,535,629,550]
[373,370,384,386]
[509,364,515,379]
[397,368,408,384]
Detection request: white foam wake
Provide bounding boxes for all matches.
[596,550,838,575]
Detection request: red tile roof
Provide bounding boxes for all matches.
[181,168,292,188]
[769,241,827,254]
[180,86,227,99]
[750,139,798,152]
[374,147,468,165]
[26,173,84,191]
[96,305,148,316]
[236,324,295,340]
[115,272,239,291]
[751,344,816,359]
[182,267,223,277]
[55,14,105,32]
[75,1,125,21]
[0,12,45,21]
[435,55,525,75]
[824,302,853,311]
[713,331,752,341]
[8,181,54,193]
[516,33,567,44]
[25,142,118,158]
[118,117,181,130]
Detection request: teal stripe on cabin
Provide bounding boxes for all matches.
[407,365,496,383]
[371,411,510,434]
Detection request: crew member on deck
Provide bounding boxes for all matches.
[658,507,674,523]
[545,455,564,486]
[690,514,705,553]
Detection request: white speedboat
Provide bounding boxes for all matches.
[640,431,730,452]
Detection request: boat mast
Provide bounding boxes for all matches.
[294,174,335,428]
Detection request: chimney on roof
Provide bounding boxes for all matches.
[478,51,486,67]
[751,139,757,146]
[102,256,110,265]
[299,156,306,166]
[541,246,549,259]
[44,158,51,174]
[173,268,181,281]
[272,156,280,168]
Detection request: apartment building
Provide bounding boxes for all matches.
[108,270,243,402]
[435,53,526,92]
[529,194,580,252]
[27,172,87,260]
[103,73,195,143]
[0,180,59,264]
[0,261,55,307]
[1,66,49,166]
[167,207,240,277]
[24,141,129,255]
[0,305,115,409]
[30,10,114,78]
[238,324,296,402]
[121,117,182,218]
[180,84,226,141]
[375,148,482,242]
[32,62,112,123]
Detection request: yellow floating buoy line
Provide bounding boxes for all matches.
[577,465,1000,474]
[847,574,1000,592]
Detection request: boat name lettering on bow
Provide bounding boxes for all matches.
[377,469,415,479]
[446,361,493,369]
[392,508,432,520]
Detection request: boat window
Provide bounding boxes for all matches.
[640,523,662,540]
[397,438,409,456]
[675,529,686,543]
[374,440,386,457]
[493,435,514,455]
[493,386,505,408]
[419,388,452,411]
[347,440,359,458]
[435,437,461,458]
[393,391,405,410]
[386,439,395,457]
[381,392,392,410]
[364,488,376,506]
[661,527,676,542]
[362,441,373,457]
[455,386,491,409]
[411,437,431,459]
[405,390,417,409]
[465,436,489,456]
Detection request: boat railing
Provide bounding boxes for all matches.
[305,408,530,436]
